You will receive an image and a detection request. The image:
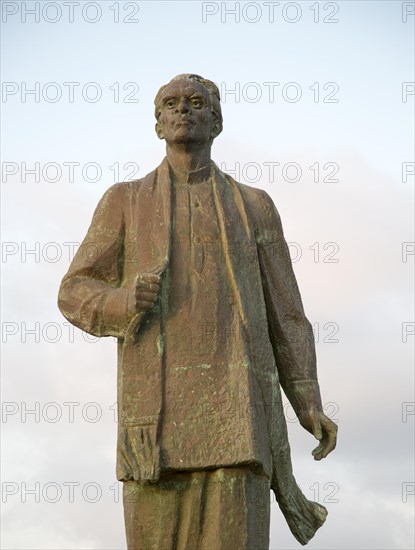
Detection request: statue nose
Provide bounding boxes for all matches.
[177,100,190,114]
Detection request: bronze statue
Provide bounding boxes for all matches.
[58,73,337,549]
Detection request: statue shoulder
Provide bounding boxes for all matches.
[236,180,267,203]
[224,175,283,240]
[112,165,159,197]
[112,177,143,193]
[225,175,279,222]
[99,177,144,203]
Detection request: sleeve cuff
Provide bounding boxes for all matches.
[284,380,323,416]
[102,287,130,338]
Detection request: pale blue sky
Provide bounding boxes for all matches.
[1,2,414,549]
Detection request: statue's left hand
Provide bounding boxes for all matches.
[298,409,338,461]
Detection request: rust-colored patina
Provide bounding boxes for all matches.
[58,74,337,549]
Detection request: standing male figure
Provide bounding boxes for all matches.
[58,73,337,549]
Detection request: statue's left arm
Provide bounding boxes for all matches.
[255,189,337,460]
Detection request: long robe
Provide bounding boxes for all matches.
[58,158,327,544]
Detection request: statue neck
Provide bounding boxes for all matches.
[165,143,212,183]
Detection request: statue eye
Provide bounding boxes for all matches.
[191,98,203,108]
[165,98,177,109]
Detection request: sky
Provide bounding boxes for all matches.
[1,1,414,549]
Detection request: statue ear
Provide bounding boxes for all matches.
[211,120,222,140]
[155,123,164,140]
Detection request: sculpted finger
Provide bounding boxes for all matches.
[135,285,159,302]
[141,273,161,284]
[313,414,338,459]
[135,279,150,291]
[136,300,155,310]
[321,415,338,456]
[313,439,332,460]
[146,282,160,294]
[312,441,325,460]
[310,409,322,441]
[137,291,158,302]
[136,281,160,294]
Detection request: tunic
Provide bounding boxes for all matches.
[160,165,267,473]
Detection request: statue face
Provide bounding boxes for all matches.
[156,80,216,145]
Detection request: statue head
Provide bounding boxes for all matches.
[154,74,223,145]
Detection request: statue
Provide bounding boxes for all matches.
[58,73,338,549]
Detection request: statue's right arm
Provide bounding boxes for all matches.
[57,183,130,338]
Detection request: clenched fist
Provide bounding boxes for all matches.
[127,273,161,318]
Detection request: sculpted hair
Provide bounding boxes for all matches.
[154,73,223,135]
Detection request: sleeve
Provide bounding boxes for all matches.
[57,183,130,338]
[256,189,323,416]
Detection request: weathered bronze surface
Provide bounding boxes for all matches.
[58,73,337,549]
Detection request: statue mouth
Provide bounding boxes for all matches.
[175,119,193,127]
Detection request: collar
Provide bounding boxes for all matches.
[168,161,212,185]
